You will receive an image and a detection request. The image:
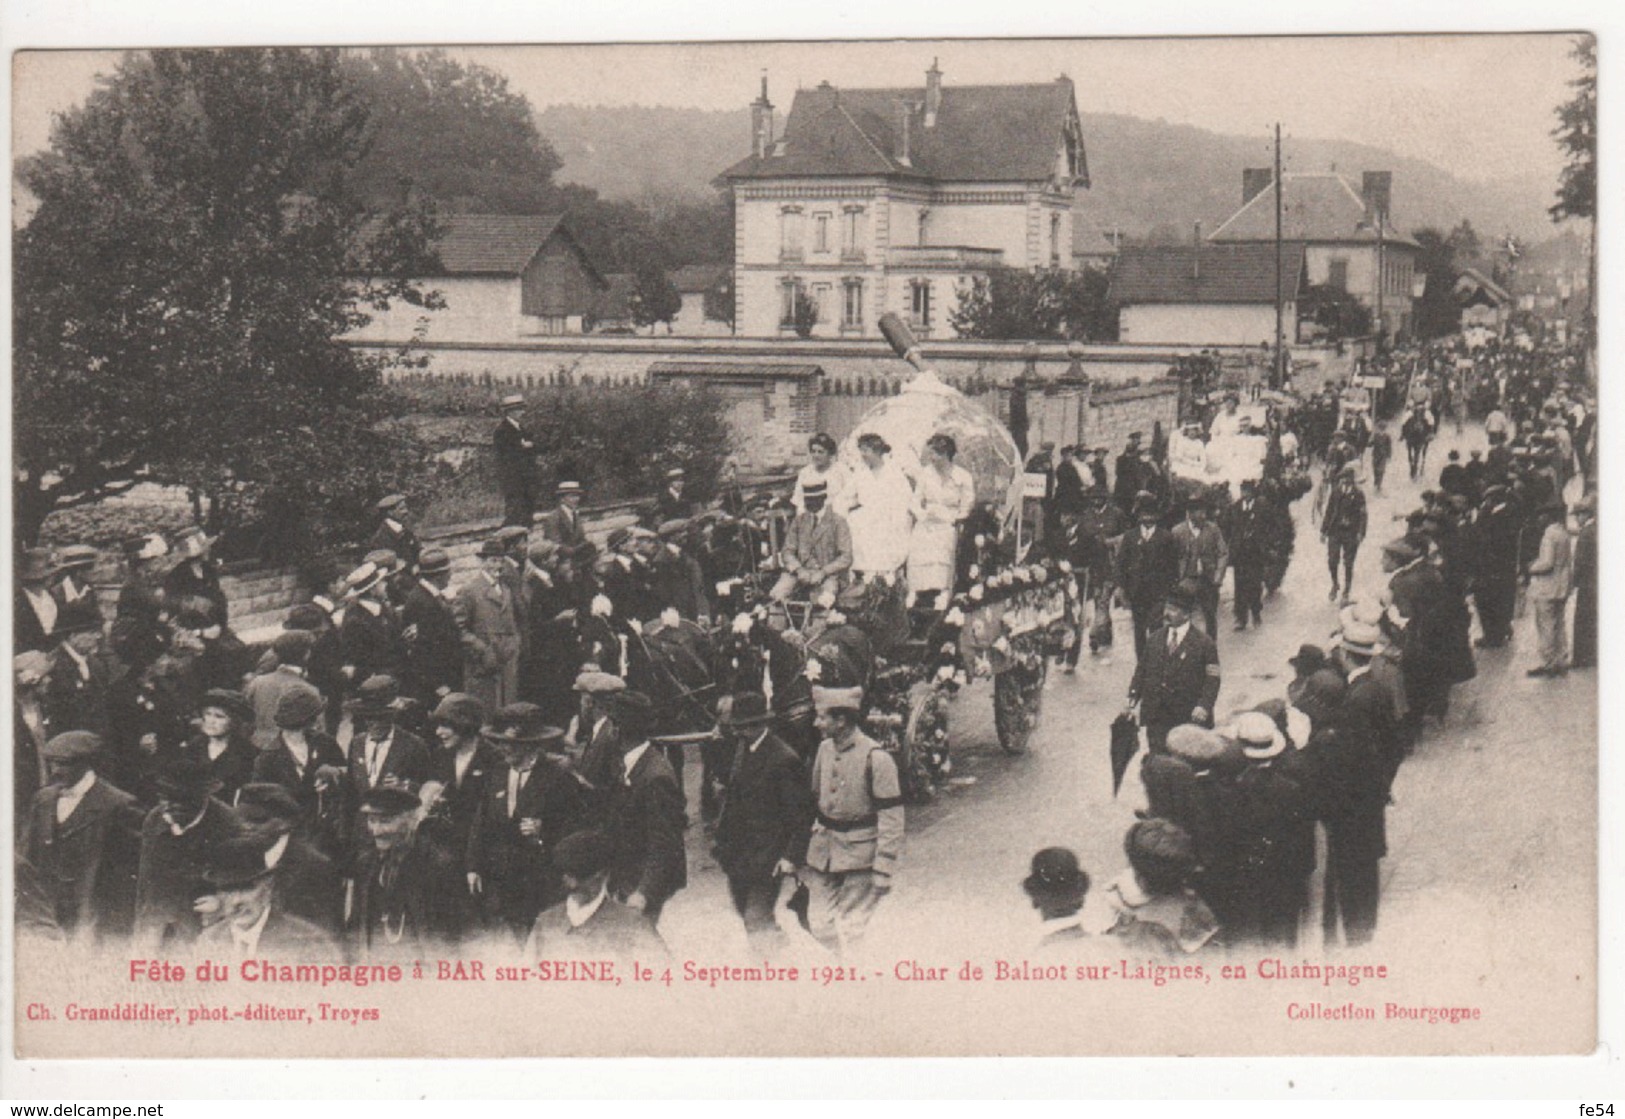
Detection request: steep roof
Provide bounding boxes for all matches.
[1454,266,1512,307]
[721,78,1085,186]
[1110,242,1306,306]
[426,213,568,275]
[1209,173,1419,249]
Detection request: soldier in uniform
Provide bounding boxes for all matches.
[493,393,539,527]
[711,692,814,955]
[1222,479,1269,631]
[369,494,421,573]
[800,685,903,956]
[1115,490,1181,661]
[1321,464,1368,605]
[1124,582,1221,754]
[400,547,463,709]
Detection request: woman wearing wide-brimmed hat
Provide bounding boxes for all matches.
[177,688,258,804]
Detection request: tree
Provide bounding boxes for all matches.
[790,289,819,339]
[1446,220,1483,269]
[1411,226,1462,340]
[629,263,682,332]
[14,49,439,552]
[1550,35,1596,223]
[950,266,1116,342]
[1299,284,1373,343]
[702,271,736,329]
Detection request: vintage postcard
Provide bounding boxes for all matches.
[8,30,1601,1064]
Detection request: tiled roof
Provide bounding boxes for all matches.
[1209,173,1418,248]
[1110,242,1306,306]
[721,79,1083,185]
[428,213,566,275]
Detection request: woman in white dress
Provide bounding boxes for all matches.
[843,432,914,580]
[907,433,977,604]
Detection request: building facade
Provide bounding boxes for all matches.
[720,65,1089,340]
[1112,242,1305,347]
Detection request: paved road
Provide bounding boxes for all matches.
[659,422,1596,983]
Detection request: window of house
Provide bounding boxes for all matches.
[780,207,803,259]
[842,279,863,330]
[812,283,832,323]
[779,278,802,327]
[813,213,831,254]
[1327,259,1349,292]
[910,280,932,328]
[842,207,864,257]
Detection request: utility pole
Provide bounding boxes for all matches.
[1273,122,1284,389]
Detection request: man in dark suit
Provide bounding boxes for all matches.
[711,692,813,955]
[654,467,695,524]
[535,480,590,560]
[525,829,668,960]
[338,561,406,700]
[1115,491,1181,661]
[134,754,244,953]
[44,611,113,736]
[1125,583,1221,754]
[1022,847,1092,949]
[192,832,343,962]
[399,547,464,709]
[111,534,171,674]
[567,671,626,798]
[350,783,474,962]
[233,782,344,937]
[368,494,422,573]
[494,394,539,527]
[604,691,687,926]
[18,731,143,946]
[345,675,434,799]
[1112,433,1144,515]
[467,704,590,943]
[1050,446,1088,522]
[1321,464,1368,604]
[1222,479,1270,631]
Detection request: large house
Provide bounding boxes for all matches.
[1112,242,1306,347]
[718,64,1090,339]
[347,213,607,344]
[1208,170,1417,342]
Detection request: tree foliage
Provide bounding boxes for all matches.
[1298,283,1373,343]
[702,271,736,328]
[790,289,819,339]
[14,48,440,551]
[630,263,682,331]
[1411,227,1462,340]
[1550,35,1597,223]
[949,266,1117,342]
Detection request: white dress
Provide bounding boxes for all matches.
[844,461,914,576]
[907,463,977,593]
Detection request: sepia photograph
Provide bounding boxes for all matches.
[5,16,1609,1077]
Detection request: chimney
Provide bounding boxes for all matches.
[1362,171,1392,227]
[750,73,774,159]
[895,100,914,166]
[1193,221,1203,282]
[1243,168,1273,205]
[925,58,942,128]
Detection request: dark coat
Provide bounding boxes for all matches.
[1321,484,1368,541]
[608,745,688,910]
[178,732,259,805]
[350,833,474,962]
[1129,623,1221,729]
[1222,498,1272,565]
[654,487,695,524]
[526,895,668,960]
[44,645,113,736]
[399,581,464,705]
[111,581,169,672]
[422,744,501,857]
[368,519,422,571]
[163,559,230,629]
[467,757,591,929]
[1115,524,1180,609]
[536,504,590,557]
[650,547,709,622]
[493,417,538,506]
[339,600,406,692]
[134,797,244,952]
[251,732,352,861]
[712,731,813,882]
[347,727,434,796]
[19,776,143,943]
[15,586,63,654]
[269,832,345,937]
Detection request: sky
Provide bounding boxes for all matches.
[12,34,1583,186]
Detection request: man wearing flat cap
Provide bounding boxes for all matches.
[1125,580,1221,755]
[133,754,244,952]
[650,519,710,624]
[525,830,668,961]
[454,539,523,710]
[712,692,814,955]
[369,494,422,573]
[400,547,463,709]
[350,782,474,961]
[494,394,539,527]
[19,731,143,945]
[467,704,590,942]
[604,691,688,926]
[801,685,903,956]
[192,832,342,961]
[567,670,627,796]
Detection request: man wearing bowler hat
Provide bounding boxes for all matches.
[399,547,463,708]
[233,782,343,936]
[1023,847,1092,950]
[193,831,342,961]
[19,731,143,945]
[1116,490,1181,661]
[345,675,433,799]
[712,692,813,954]
[1125,580,1221,755]
[134,753,244,952]
[467,703,590,942]
[493,393,539,527]
[454,539,523,710]
[369,494,421,573]
[44,609,114,737]
[603,690,687,926]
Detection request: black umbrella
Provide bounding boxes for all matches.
[1110,713,1142,797]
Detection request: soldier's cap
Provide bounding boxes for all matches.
[418,547,452,576]
[477,538,507,559]
[154,754,222,798]
[342,562,384,597]
[718,691,773,729]
[358,782,421,817]
[556,480,584,495]
[273,688,325,729]
[344,675,402,716]
[1226,710,1286,760]
[430,692,487,732]
[43,730,102,762]
[552,829,614,881]
[657,518,691,540]
[1022,847,1088,898]
[200,688,253,725]
[572,671,627,696]
[495,525,529,545]
[233,783,302,827]
[56,544,99,570]
[1166,724,1229,765]
[812,685,864,716]
[283,605,327,633]
[500,393,525,409]
[375,493,408,512]
[202,835,279,889]
[482,703,564,748]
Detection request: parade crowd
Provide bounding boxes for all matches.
[14,343,1597,967]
